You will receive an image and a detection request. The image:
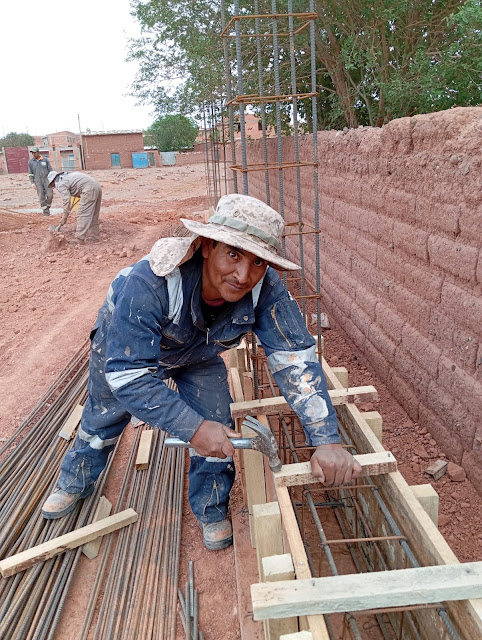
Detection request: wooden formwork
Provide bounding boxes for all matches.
[227,342,482,640]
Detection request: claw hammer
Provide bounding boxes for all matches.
[165,415,282,472]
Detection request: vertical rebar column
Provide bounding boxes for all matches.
[220,0,238,194]
[288,0,307,319]
[309,0,323,359]
[253,0,271,205]
[233,0,249,194]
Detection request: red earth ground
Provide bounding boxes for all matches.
[0,165,480,639]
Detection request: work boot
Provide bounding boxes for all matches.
[42,208,50,216]
[202,519,233,551]
[41,485,94,520]
[69,237,85,245]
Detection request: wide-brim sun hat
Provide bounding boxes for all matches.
[47,170,63,186]
[181,194,300,271]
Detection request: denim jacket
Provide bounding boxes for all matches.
[92,249,340,446]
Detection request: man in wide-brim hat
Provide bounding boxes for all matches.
[42,193,361,550]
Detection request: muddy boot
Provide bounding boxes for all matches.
[202,519,233,550]
[41,485,94,519]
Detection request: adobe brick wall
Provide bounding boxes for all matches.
[82,133,144,170]
[245,107,482,491]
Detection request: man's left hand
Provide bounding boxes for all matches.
[310,443,361,486]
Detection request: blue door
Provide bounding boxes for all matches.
[132,152,148,168]
[111,153,121,167]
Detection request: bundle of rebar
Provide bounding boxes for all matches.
[80,426,185,640]
[0,340,115,639]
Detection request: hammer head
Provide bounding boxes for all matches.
[241,415,282,472]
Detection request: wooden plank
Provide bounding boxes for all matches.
[424,459,448,481]
[230,368,245,404]
[82,496,113,559]
[58,404,84,440]
[230,386,378,419]
[251,561,482,620]
[135,429,154,470]
[321,356,482,638]
[0,509,138,577]
[262,554,298,639]
[242,421,266,547]
[276,486,330,640]
[273,452,397,488]
[411,484,439,527]
[280,633,312,640]
[253,502,284,581]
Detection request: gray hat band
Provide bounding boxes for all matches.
[208,214,280,251]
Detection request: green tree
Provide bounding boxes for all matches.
[0,132,35,148]
[145,114,199,152]
[128,0,482,129]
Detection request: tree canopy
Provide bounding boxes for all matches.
[0,132,35,148]
[128,0,482,129]
[144,114,199,152]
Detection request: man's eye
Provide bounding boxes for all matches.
[229,251,238,259]
[254,259,265,267]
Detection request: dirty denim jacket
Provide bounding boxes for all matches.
[93,250,340,447]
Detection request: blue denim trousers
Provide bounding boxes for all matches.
[58,349,236,524]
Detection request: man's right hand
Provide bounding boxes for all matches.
[189,420,240,459]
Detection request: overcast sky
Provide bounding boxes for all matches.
[1,1,157,137]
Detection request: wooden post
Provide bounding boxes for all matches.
[331,366,348,388]
[135,429,154,470]
[59,404,84,440]
[411,484,439,527]
[252,502,284,581]
[262,554,298,639]
[362,411,383,443]
[242,422,267,547]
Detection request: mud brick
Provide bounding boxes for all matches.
[428,235,478,282]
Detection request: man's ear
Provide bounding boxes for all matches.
[201,237,213,259]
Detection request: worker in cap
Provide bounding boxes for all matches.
[42,194,361,549]
[48,170,103,243]
[28,147,53,216]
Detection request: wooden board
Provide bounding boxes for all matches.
[273,452,397,487]
[251,561,482,619]
[59,404,84,440]
[135,429,154,470]
[82,496,113,559]
[230,386,378,419]
[0,509,138,577]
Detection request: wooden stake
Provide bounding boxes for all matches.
[59,404,84,440]
[82,496,113,559]
[135,429,154,470]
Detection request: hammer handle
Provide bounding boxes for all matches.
[165,437,254,450]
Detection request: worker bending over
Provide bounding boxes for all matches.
[28,147,53,216]
[42,194,361,550]
[47,170,102,244]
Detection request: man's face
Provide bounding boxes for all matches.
[201,239,267,302]
[31,152,41,160]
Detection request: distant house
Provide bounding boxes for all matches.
[196,113,276,145]
[82,130,160,170]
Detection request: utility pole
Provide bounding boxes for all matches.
[78,114,85,170]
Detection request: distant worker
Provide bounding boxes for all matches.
[28,147,53,216]
[47,170,102,244]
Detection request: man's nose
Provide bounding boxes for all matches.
[234,261,251,283]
